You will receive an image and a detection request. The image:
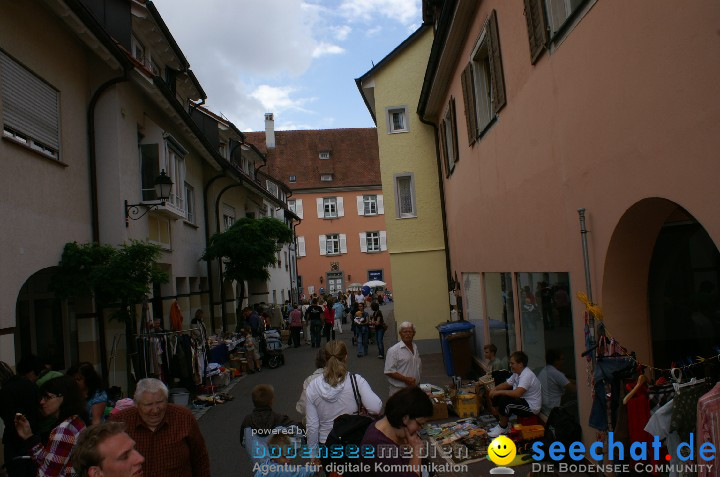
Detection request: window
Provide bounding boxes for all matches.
[460,10,505,145]
[166,139,186,211]
[0,51,60,160]
[184,182,195,223]
[320,174,333,182]
[524,0,589,63]
[368,270,383,282]
[366,232,380,252]
[319,234,346,256]
[131,35,145,63]
[441,98,459,176]
[148,215,171,248]
[288,199,296,214]
[289,199,303,219]
[364,195,378,215]
[319,151,330,160]
[218,142,227,159]
[140,136,186,214]
[297,236,306,257]
[394,173,416,218]
[317,197,343,219]
[149,56,161,76]
[289,175,297,183]
[323,198,337,218]
[386,107,408,133]
[266,180,279,198]
[545,0,586,36]
[326,234,340,255]
[222,204,235,231]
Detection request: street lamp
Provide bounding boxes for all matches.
[124,170,173,227]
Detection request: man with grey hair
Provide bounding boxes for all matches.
[108,378,209,477]
[384,321,422,396]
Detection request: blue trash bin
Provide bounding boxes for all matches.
[437,321,476,377]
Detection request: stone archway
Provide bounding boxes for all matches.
[15,267,77,370]
[602,198,720,368]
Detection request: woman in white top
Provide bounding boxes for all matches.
[305,340,382,453]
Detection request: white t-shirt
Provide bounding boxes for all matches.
[538,364,569,414]
[506,366,542,414]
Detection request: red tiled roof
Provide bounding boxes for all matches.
[244,129,380,190]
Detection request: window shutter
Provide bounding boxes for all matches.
[360,233,368,253]
[524,0,548,64]
[298,237,306,257]
[319,236,327,256]
[450,97,460,163]
[357,196,364,215]
[337,197,345,217]
[460,63,477,145]
[339,234,347,254]
[0,51,60,151]
[380,231,387,251]
[488,10,507,114]
[440,118,450,177]
[377,195,384,214]
[296,199,304,219]
[316,198,324,218]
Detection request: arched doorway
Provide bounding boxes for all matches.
[603,198,720,370]
[15,267,78,370]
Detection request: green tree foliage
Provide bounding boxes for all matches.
[202,217,293,282]
[53,240,168,316]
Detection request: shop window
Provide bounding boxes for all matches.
[463,273,485,358]
[483,272,515,367]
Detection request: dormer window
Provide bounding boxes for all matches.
[149,57,161,76]
[319,151,330,160]
[131,35,145,63]
[289,175,297,183]
[320,174,333,182]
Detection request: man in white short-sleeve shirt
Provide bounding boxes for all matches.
[488,350,542,437]
[538,349,574,415]
[384,321,422,396]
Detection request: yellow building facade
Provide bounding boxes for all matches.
[356,27,451,347]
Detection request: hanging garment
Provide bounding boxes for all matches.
[588,357,636,431]
[645,399,681,477]
[697,382,720,477]
[670,381,713,443]
[170,301,184,331]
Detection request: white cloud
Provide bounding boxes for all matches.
[250,85,315,113]
[338,0,420,25]
[312,42,345,58]
[332,25,352,40]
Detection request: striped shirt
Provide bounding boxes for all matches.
[28,415,85,477]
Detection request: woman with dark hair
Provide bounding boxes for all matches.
[369,302,386,359]
[361,386,433,476]
[67,362,107,425]
[14,376,87,476]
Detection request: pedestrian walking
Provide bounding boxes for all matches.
[332,299,345,335]
[322,298,335,343]
[369,302,386,359]
[305,299,324,348]
[384,321,422,396]
[288,304,303,348]
[354,303,370,357]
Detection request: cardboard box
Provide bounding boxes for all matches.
[429,398,449,421]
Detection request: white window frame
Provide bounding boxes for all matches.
[386,106,409,134]
[363,195,378,215]
[148,215,171,249]
[366,231,380,252]
[165,140,186,212]
[184,182,195,224]
[470,34,493,133]
[131,35,145,63]
[320,174,333,182]
[394,173,417,219]
[323,197,337,218]
[289,175,297,183]
[222,203,235,231]
[288,199,296,214]
[266,180,279,198]
[545,0,585,36]
[326,234,340,255]
[319,151,331,160]
[297,236,306,257]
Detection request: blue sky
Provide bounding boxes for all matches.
[151,0,423,132]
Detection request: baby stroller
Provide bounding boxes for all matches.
[259,329,285,369]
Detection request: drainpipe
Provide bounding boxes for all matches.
[203,172,226,333]
[215,183,244,332]
[292,218,302,304]
[418,116,454,316]
[87,72,128,387]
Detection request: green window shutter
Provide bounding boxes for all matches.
[524,0,549,64]
[440,118,450,177]
[488,10,507,114]
[460,63,477,145]
[450,97,459,163]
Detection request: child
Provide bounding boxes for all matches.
[241,384,301,448]
[254,434,317,477]
[244,327,262,372]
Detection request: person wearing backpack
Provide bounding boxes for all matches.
[360,386,434,476]
[305,299,324,348]
[304,341,382,460]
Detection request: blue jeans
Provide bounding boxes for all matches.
[357,326,369,356]
[375,328,385,357]
[310,321,323,347]
[588,357,635,431]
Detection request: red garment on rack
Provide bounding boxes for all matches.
[170,301,183,331]
[626,381,658,474]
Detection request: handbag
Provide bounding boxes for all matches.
[350,373,372,417]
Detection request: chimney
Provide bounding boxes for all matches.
[264,113,275,149]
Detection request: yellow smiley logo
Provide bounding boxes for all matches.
[488,435,517,466]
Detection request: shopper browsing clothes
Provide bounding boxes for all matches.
[488,351,543,437]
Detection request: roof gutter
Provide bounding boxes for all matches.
[417,0,456,120]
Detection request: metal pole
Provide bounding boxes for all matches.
[578,208,596,350]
